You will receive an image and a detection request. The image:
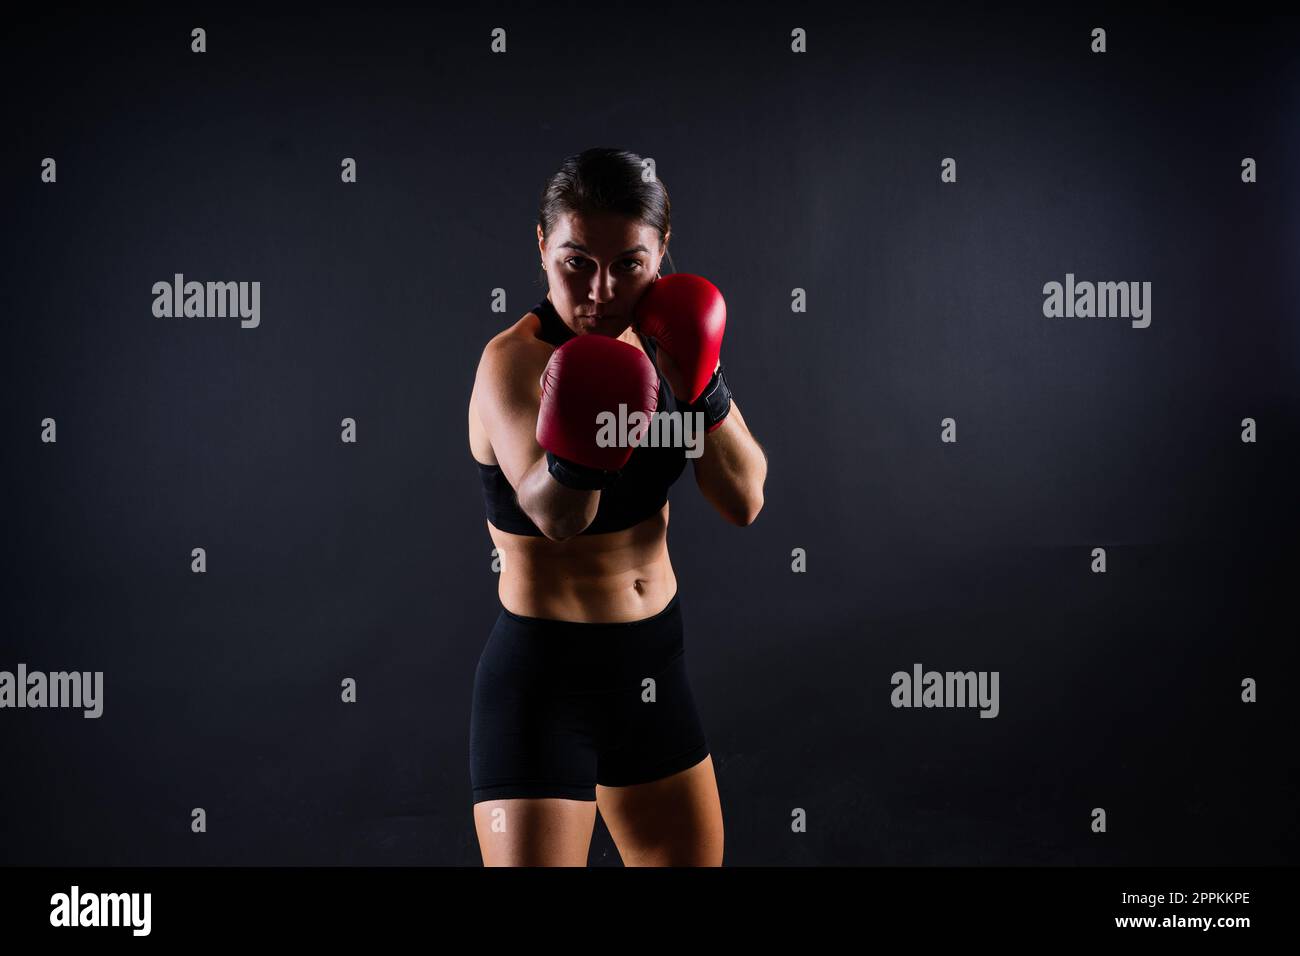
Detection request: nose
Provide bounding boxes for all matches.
[588,267,617,305]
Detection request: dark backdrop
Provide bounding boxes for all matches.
[2,5,1296,865]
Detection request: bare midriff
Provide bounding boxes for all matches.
[485,503,677,624]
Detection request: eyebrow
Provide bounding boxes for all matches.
[558,241,650,257]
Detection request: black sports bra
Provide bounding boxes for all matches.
[475,296,688,536]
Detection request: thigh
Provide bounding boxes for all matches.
[595,647,710,790]
[596,754,724,866]
[473,797,598,866]
[469,654,600,803]
[469,630,602,866]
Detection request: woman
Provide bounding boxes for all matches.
[467,148,767,866]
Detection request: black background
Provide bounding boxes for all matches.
[2,5,1296,865]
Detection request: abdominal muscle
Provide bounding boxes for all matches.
[487,504,678,624]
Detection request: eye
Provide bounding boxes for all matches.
[562,257,643,272]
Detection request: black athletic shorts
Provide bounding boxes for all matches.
[469,591,710,803]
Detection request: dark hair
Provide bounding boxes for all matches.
[537,147,675,287]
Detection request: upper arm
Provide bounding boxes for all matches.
[472,338,547,494]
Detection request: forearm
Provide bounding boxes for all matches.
[516,456,599,540]
[693,401,766,525]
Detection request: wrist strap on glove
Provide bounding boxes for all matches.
[676,363,733,433]
[545,451,621,490]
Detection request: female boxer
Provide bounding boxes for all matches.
[467,148,767,865]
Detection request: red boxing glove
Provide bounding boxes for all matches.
[536,334,660,487]
[632,274,727,404]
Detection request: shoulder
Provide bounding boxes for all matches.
[474,312,551,397]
